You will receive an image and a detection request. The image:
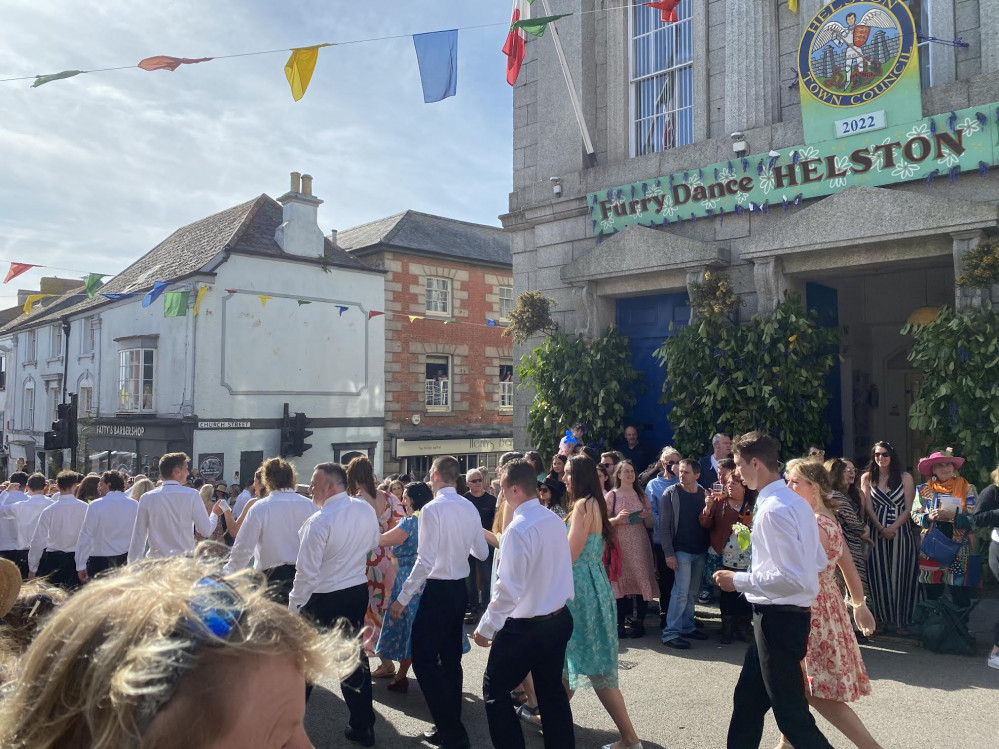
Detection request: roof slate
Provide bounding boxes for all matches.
[2,194,369,333]
[336,210,511,267]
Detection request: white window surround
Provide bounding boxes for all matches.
[23,383,34,430]
[498,286,515,322]
[50,324,63,359]
[80,317,96,355]
[25,330,37,364]
[118,348,155,413]
[79,385,94,417]
[425,277,451,316]
[425,355,451,412]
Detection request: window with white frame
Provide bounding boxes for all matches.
[50,324,63,359]
[425,277,451,316]
[631,0,694,156]
[118,349,155,413]
[47,385,59,424]
[499,363,514,409]
[425,355,451,411]
[908,0,932,88]
[26,330,37,363]
[498,286,514,321]
[81,317,96,354]
[79,385,94,417]
[23,383,34,429]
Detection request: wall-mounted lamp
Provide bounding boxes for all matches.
[550,177,562,197]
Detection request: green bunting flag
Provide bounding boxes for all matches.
[32,70,83,88]
[163,290,190,317]
[84,273,105,298]
[511,13,571,37]
[297,300,312,306]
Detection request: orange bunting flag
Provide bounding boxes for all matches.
[4,262,37,283]
[23,294,55,315]
[368,310,385,320]
[258,295,273,308]
[284,43,333,101]
[192,285,209,316]
[138,55,214,72]
[408,315,424,323]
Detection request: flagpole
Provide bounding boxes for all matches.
[538,0,597,167]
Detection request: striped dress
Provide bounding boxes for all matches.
[868,483,919,627]
[832,491,870,602]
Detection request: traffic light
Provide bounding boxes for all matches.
[292,412,313,456]
[279,403,295,457]
[44,402,75,451]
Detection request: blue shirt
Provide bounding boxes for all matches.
[646,475,678,544]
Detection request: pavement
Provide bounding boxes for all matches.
[304,600,999,748]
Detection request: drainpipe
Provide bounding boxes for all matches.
[181,289,197,417]
[61,317,71,401]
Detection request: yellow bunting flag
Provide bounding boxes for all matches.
[284,43,333,101]
[408,315,424,323]
[193,285,209,316]
[258,295,274,308]
[788,0,797,12]
[23,294,55,315]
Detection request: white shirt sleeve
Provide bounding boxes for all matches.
[223,504,261,574]
[76,506,95,571]
[289,517,325,612]
[477,528,527,639]
[27,509,51,573]
[733,509,813,601]
[469,512,490,561]
[397,503,439,607]
[192,495,219,537]
[128,499,150,563]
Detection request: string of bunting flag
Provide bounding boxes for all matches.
[0,3,698,100]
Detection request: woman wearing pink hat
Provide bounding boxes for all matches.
[911,449,982,608]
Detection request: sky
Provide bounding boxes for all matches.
[0,0,514,307]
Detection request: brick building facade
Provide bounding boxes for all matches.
[337,211,514,477]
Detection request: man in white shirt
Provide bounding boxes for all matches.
[1,473,54,580]
[232,469,261,520]
[28,470,86,588]
[389,456,489,749]
[224,457,316,604]
[474,459,575,749]
[0,472,29,577]
[76,470,140,582]
[128,452,223,563]
[290,462,379,747]
[714,432,832,749]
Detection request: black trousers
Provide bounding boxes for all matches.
[652,542,676,617]
[0,549,29,580]
[265,564,297,606]
[719,568,751,617]
[302,584,375,732]
[727,605,833,749]
[412,578,468,746]
[466,548,494,609]
[483,607,575,749]
[991,543,999,648]
[87,552,128,578]
[37,550,80,589]
[923,582,973,609]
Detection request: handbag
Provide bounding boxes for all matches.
[920,524,963,567]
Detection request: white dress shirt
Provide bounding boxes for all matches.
[0,490,27,550]
[232,489,254,520]
[128,480,218,562]
[288,492,380,611]
[476,498,575,640]
[75,491,139,571]
[0,493,54,550]
[28,493,89,572]
[397,486,490,607]
[223,490,317,573]
[733,479,827,607]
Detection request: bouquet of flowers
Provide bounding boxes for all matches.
[731,522,751,551]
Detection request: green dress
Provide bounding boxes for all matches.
[564,525,618,690]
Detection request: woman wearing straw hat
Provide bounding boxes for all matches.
[911,449,982,609]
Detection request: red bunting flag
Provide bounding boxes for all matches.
[503,0,530,86]
[645,0,681,23]
[4,263,37,284]
[368,310,385,320]
[225,289,238,294]
[138,55,214,72]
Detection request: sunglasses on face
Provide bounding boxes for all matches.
[601,463,614,469]
[874,452,889,458]
[809,450,824,457]
[468,478,483,483]
[666,461,678,466]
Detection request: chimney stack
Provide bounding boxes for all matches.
[275,171,325,258]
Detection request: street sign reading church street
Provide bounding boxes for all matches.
[588,0,997,237]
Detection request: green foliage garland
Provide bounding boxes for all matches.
[518,328,642,458]
[654,296,840,458]
[956,237,999,288]
[903,304,999,486]
[504,290,558,344]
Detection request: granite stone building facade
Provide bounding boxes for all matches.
[502,0,999,471]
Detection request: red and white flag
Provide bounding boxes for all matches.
[503,0,534,86]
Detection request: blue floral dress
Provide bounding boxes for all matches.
[375,515,470,660]
[564,522,618,690]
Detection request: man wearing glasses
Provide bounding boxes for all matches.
[646,447,682,630]
[463,468,497,624]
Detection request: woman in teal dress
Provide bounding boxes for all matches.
[563,455,644,749]
[376,482,471,693]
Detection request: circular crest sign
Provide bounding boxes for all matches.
[798,0,916,107]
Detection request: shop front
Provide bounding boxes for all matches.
[393,434,515,479]
[79,418,194,477]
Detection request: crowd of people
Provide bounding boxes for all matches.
[0,424,995,749]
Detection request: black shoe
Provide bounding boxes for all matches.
[344,725,375,747]
[423,726,443,746]
[683,629,709,641]
[617,625,628,638]
[662,637,691,650]
[628,624,646,638]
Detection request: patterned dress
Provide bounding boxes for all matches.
[868,483,919,627]
[363,491,405,654]
[832,490,870,601]
[805,514,873,702]
[606,492,658,601]
[564,524,618,690]
[912,480,981,588]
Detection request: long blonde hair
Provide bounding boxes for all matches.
[785,458,837,513]
[0,557,358,748]
[129,478,155,500]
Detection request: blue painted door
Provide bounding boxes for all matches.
[805,282,843,457]
[615,293,690,452]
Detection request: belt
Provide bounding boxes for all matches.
[510,606,567,623]
[753,603,810,614]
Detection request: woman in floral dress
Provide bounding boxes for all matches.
[783,459,881,749]
[346,456,405,677]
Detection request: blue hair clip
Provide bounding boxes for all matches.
[188,576,243,640]
[563,429,577,445]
